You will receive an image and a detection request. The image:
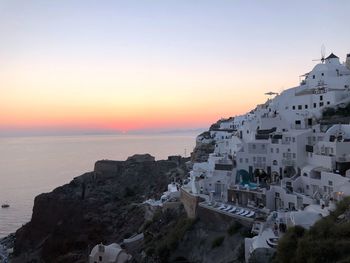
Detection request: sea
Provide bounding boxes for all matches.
[0,132,197,238]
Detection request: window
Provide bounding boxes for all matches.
[252,144,256,149]
[245,158,249,163]
[306,185,309,190]
[320,95,323,101]
[292,137,295,143]
[99,256,103,261]
[327,101,330,105]
[292,106,295,110]
[271,148,274,153]
[275,192,280,197]
[313,103,317,108]
[273,160,278,165]
[303,173,307,177]
[276,148,279,153]
[305,105,308,109]
[293,153,296,158]
[319,102,324,107]
[312,75,315,79]
[239,158,243,163]
[321,73,324,76]
[298,105,302,110]
[328,180,333,186]
[295,120,301,125]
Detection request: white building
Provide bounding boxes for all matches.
[89,243,131,263]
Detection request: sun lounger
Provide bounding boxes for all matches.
[228,207,237,213]
[236,209,246,215]
[217,204,226,210]
[240,210,250,216]
[245,211,255,217]
[223,205,232,211]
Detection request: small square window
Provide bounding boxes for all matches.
[327,101,330,105]
[320,95,323,101]
[305,105,308,109]
[298,105,302,110]
[292,106,295,110]
[328,180,333,186]
[312,75,315,79]
[313,103,317,108]
[319,102,324,107]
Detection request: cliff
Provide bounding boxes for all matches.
[11,154,189,263]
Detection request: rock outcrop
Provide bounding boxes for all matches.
[11,154,189,263]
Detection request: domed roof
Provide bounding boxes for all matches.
[325,124,350,140]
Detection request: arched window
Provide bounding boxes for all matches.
[273,160,278,165]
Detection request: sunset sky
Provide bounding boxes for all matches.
[1,0,349,134]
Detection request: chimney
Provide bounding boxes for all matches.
[346,54,350,70]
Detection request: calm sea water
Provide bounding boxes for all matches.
[0,133,196,238]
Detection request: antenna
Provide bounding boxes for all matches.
[313,44,326,63]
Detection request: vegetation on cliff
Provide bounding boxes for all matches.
[275,197,350,263]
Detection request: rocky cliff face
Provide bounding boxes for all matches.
[11,154,189,263]
[191,131,215,163]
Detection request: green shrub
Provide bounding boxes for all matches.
[212,236,225,248]
[276,198,350,263]
[227,222,242,236]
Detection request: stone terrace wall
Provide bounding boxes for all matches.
[180,189,202,218]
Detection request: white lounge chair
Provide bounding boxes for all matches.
[228,207,237,213]
[245,211,255,217]
[217,204,226,210]
[234,209,242,214]
[223,205,232,211]
[237,209,247,215]
[240,210,250,216]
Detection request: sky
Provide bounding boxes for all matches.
[1,0,349,135]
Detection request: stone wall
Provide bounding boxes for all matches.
[180,189,202,218]
[197,204,253,228]
[94,160,123,175]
